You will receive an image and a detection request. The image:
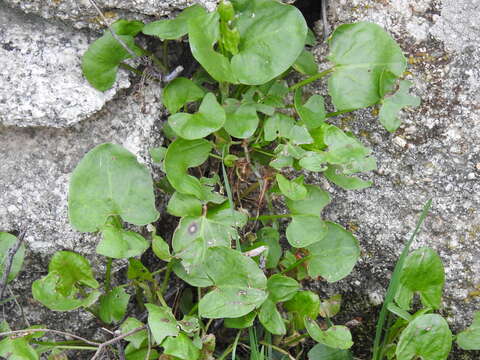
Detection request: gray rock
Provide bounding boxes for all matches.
[0,4,130,127]
[3,0,218,29]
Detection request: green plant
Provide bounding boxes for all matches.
[1,0,478,359]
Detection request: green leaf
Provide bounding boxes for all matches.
[308,343,353,360]
[189,0,307,85]
[396,314,452,360]
[0,232,25,283]
[319,294,342,318]
[323,125,371,165]
[121,318,148,349]
[127,258,153,281]
[82,20,144,91]
[259,299,286,335]
[284,291,320,322]
[99,287,130,324]
[324,165,372,190]
[164,138,213,199]
[32,272,100,311]
[285,185,331,248]
[125,343,158,360]
[327,22,406,110]
[386,303,412,322]
[98,225,149,259]
[267,274,299,303]
[167,192,203,217]
[163,77,205,114]
[224,311,257,329]
[145,304,179,344]
[305,318,353,350]
[163,333,200,360]
[198,247,268,318]
[307,222,360,282]
[293,49,318,75]
[172,260,213,287]
[150,146,167,164]
[142,4,204,40]
[276,174,307,201]
[48,251,99,295]
[294,89,326,130]
[172,202,247,271]
[379,80,420,132]
[179,315,200,334]
[288,125,314,145]
[152,233,172,262]
[0,336,38,360]
[299,152,328,172]
[223,100,259,139]
[264,113,295,141]
[68,143,159,232]
[395,247,445,310]
[169,93,225,140]
[457,312,480,350]
[257,227,281,269]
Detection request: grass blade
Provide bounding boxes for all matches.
[371,199,432,360]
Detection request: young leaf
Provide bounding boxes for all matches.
[276,174,307,201]
[259,299,286,335]
[307,222,360,282]
[178,315,200,334]
[142,4,204,40]
[172,202,247,271]
[308,344,353,360]
[327,22,406,110]
[264,113,295,141]
[198,247,268,318]
[324,165,372,190]
[164,138,213,199]
[257,227,282,269]
[68,143,159,232]
[152,233,172,262]
[162,333,200,360]
[98,225,149,259]
[293,49,318,75]
[294,89,326,130]
[284,291,320,321]
[169,93,226,140]
[127,258,153,282]
[224,311,257,329]
[0,232,25,283]
[163,77,205,114]
[456,312,480,350]
[286,184,330,216]
[396,314,452,360]
[121,318,148,349]
[305,317,353,350]
[32,272,100,311]
[82,20,144,91]
[267,274,300,303]
[99,287,130,324]
[48,251,99,294]
[167,192,203,217]
[379,80,420,132]
[299,152,328,172]
[223,100,259,139]
[145,304,179,344]
[395,247,445,310]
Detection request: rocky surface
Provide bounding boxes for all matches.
[0,0,479,358]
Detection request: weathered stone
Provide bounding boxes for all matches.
[0,5,130,127]
[3,0,218,29]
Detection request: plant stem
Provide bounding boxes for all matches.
[209,153,223,160]
[0,329,100,346]
[280,255,312,274]
[283,333,309,346]
[161,262,173,294]
[141,47,168,73]
[252,148,275,157]
[248,214,293,222]
[151,266,167,276]
[119,63,144,77]
[259,342,296,360]
[104,257,113,293]
[289,68,334,91]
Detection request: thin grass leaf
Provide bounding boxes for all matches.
[221,146,240,252]
[371,199,432,360]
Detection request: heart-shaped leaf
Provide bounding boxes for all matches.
[82,20,144,91]
[308,344,353,360]
[163,333,200,360]
[294,89,326,130]
[146,304,179,344]
[163,77,205,114]
[267,274,299,303]
[223,100,259,139]
[327,22,406,110]
[379,80,420,132]
[276,174,307,201]
[164,138,213,199]
[305,317,353,350]
[99,287,130,324]
[395,247,445,310]
[293,49,318,75]
[68,143,159,232]
[396,314,452,360]
[98,224,149,259]
[169,93,226,140]
[259,299,286,335]
[120,318,148,349]
[307,222,360,282]
[198,247,268,318]
[457,312,480,350]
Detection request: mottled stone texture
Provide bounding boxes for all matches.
[0,0,479,358]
